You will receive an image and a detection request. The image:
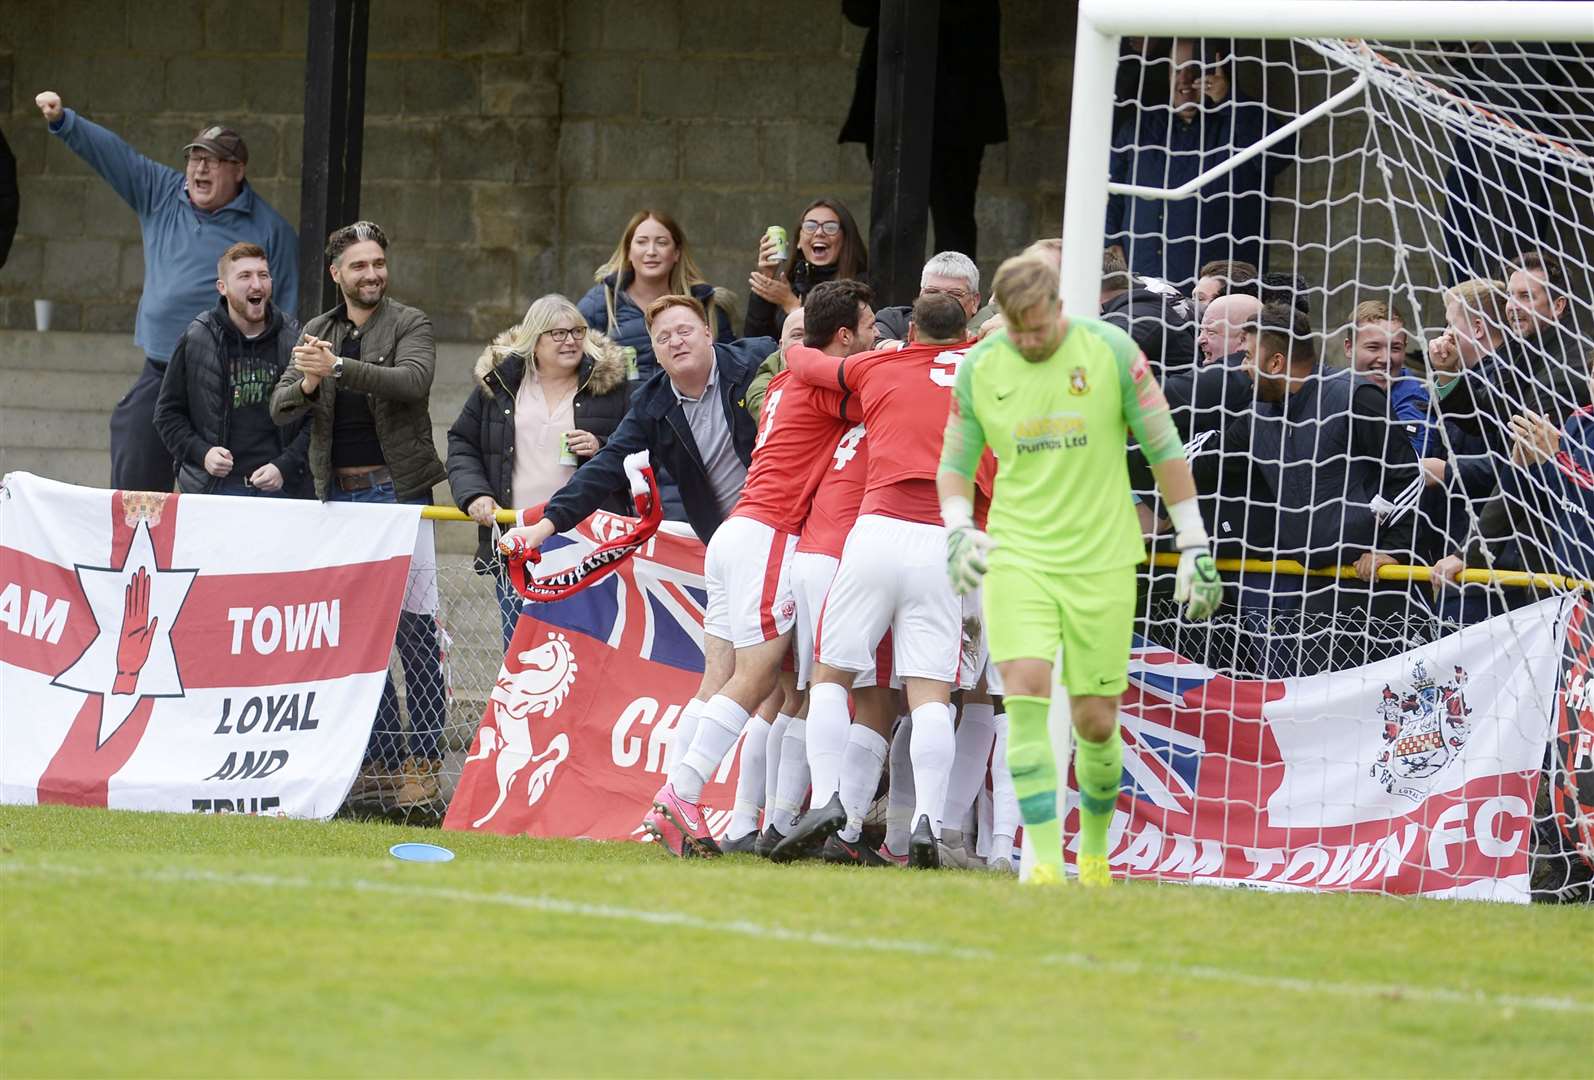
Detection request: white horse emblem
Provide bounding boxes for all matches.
[467,632,578,827]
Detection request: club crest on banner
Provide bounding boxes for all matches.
[1372,659,1473,800]
[468,631,579,828]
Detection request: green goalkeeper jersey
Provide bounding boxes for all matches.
[941,317,1185,575]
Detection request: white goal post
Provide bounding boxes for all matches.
[1057,0,1594,314]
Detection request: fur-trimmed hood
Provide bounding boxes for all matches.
[472,325,630,399]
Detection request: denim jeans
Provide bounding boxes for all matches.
[330,480,447,767]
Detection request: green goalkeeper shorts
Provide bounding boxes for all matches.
[982,562,1137,697]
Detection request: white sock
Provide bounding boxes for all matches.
[762,712,794,826]
[726,714,771,838]
[664,698,705,774]
[669,694,749,802]
[805,682,851,804]
[909,701,955,838]
[884,714,914,855]
[836,725,889,843]
[940,703,997,835]
[770,716,809,832]
[990,712,1019,860]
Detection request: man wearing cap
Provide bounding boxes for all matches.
[35,91,298,493]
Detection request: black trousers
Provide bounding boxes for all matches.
[109,357,177,492]
[863,142,988,262]
[929,144,985,262]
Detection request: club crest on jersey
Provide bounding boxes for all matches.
[1069,366,1089,395]
[1371,659,1473,802]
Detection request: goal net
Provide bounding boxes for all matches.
[1098,30,1593,901]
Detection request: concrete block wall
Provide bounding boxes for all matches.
[0,0,564,342]
[0,0,1073,345]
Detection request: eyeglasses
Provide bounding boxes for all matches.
[543,326,588,343]
[652,324,700,346]
[922,286,971,302]
[800,220,842,236]
[184,151,229,167]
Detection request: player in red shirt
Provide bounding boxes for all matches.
[755,418,867,854]
[771,292,990,868]
[640,281,878,857]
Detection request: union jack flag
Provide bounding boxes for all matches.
[1116,636,1281,816]
[519,518,708,672]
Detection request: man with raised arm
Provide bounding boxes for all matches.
[936,253,1222,887]
[35,90,297,492]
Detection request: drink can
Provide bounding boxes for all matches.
[558,432,579,467]
[621,345,639,380]
[764,225,789,265]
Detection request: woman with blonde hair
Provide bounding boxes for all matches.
[448,294,633,647]
[578,209,735,382]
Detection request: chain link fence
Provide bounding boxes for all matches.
[337,541,506,827]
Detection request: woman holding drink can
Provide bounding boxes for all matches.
[745,196,869,339]
[577,209,734,383]
[447,294,633,648]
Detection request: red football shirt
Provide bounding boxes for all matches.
[796,422,868,558]
[786,341,991,525]
[730,369,852,535]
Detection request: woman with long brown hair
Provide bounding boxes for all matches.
[745,196,868,339]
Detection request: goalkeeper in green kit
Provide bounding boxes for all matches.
[936,253,1222,887]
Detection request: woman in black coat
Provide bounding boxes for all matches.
[447,294,633,648]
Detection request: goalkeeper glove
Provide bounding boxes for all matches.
[1168,497,1222,621]
[942,495,994,596]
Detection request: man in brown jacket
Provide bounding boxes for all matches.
[271,220,449,810]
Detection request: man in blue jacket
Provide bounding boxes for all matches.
[35,90,298,493]
[509,294,774,549]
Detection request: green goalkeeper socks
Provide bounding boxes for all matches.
[1003,695,1062,871]
[1073,725,1124,859]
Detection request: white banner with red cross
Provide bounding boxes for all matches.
[0,472,421,817]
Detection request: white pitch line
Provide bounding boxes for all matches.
[4,860,1589,1016]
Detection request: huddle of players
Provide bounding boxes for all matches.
[639,253,1222,884]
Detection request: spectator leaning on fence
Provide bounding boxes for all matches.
[35,91,298,493]
[270,220,447,810]
[1342,300,1432,456]
[447,294,634,650]
[153,242,310,498]
[1202,303,1420,676]
[507,295,775,550]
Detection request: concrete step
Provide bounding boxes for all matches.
[0,368,136,410]
[1,447,111,488]
[0,331,147,374]
[0,407,112,450]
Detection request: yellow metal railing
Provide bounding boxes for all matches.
[420,505,1592,592]
[1145,551,1592,592]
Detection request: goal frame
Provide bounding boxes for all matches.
[1057,0,1594,314]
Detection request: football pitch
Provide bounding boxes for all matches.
[2,806,1588,1078]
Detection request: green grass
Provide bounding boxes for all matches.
[1,806,1589,1078]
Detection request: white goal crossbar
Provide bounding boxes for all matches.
[1058,0,1594,314]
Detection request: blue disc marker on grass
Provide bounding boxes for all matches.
[389,842,455,863]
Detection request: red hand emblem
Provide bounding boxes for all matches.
[111,566,159,695]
